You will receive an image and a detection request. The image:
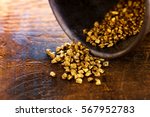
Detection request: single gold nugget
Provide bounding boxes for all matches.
[50,71,56,77]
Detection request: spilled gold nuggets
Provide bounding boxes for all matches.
[46,42,109,85]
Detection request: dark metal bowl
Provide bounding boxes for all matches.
[49,0,150,59]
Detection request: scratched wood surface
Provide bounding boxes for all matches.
[0,0,150,100]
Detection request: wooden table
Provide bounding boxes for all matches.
[0,0,150,100]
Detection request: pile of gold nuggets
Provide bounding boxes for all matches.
[46,0,144,85]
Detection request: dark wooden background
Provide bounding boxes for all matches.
[0,0,150,99]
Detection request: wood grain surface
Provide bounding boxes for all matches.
[0,0,150,100]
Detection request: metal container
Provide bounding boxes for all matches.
[49,0,150,58]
